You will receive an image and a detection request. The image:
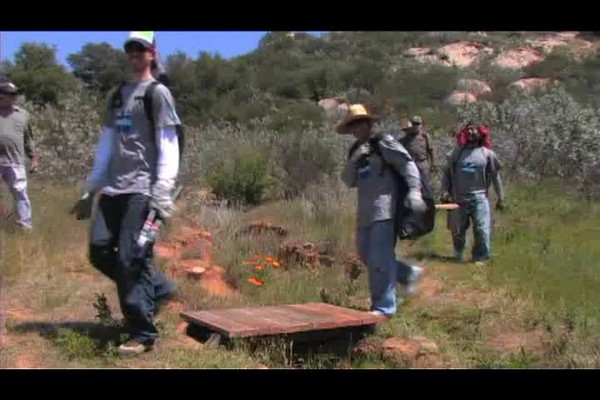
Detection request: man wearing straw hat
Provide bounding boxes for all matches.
[338,104,426,318]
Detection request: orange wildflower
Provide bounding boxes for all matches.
[247,277,264,286]
[255,264,265,271]
[272,261,281,268]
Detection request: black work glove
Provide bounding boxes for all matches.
[496,199,506,212]
[440,192,453,204]
[70,192,95,220]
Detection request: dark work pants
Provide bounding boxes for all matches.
[89,193,175,343]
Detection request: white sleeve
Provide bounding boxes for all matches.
[85,127,115,192]
[155,126,179,187]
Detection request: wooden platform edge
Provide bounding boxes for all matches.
[180,303,385,339]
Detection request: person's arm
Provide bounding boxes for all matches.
[84,126,115,193]
[341,159,357,188]
[488,150,505,204]
[150,84,181,218]
[377,135,420,191]
[377,135,426,211]
[425,131,435,170]
[84,101,116,193]
[23,113,36,162]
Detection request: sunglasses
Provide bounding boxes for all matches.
[125,42,150,54]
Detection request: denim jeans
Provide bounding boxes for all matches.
[0,165,32,228]
[449,193,492,262]
[357,219,418,316]
[89,193,176,343]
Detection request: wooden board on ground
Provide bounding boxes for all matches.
[180,302,385,339]
[435,203,459,210]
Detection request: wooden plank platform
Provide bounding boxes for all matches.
[180,302,385,339]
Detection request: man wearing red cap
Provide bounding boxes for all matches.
[73,32,181,355]
[441,121,505,264]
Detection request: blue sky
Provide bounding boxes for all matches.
[1,31,326,68]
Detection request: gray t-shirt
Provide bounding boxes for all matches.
[101,79,180,196]
[0,106,35,167]
[442,145,505,202]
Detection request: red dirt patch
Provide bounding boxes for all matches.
[14,353,42,368]
[355,336,442,368]
[279,240,321,268]
[509,77,556,92]
[5,308,35,320]
[486,328,547,355]
[445,91,477,107]
[493,47,544,69]
[155,226,239,299]
[383,336,442,368]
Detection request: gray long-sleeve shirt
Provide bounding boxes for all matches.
[342,133,421,228]
[441,144,505,202]
[0,106,35,167]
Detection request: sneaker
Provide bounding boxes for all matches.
[117,339,154,356]
[369,310,392,320]
[404,265,424,295]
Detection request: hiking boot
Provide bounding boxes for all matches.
[404,265,424,295]
[454,250,464,262]
[117,339,154,356]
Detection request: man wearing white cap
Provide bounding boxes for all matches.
[74,31,181,355]
[338,104,425,319]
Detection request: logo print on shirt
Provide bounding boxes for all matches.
[461,162,481,174]
[115,110,133,136]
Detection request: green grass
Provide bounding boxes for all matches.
[2,179,599,368]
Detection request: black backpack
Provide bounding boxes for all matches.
[109,80,185,178]
[368,134,436,241]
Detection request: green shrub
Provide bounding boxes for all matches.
[205,147,275,206]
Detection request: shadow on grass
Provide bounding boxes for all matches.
[11,320,125,350]
[411,250,461,264]
[185,323,375,368]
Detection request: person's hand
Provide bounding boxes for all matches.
[440,192,453,204]
[406,189,427,213]
[349,142,372,163]
[29,154,40,174]
[70,191,95,220]
[496,199,505,211]
[150,181,175,220]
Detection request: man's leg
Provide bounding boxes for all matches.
[114,193,165,353]
[89,194,121,281]
[4,166,32,229]
[364,220,398,317]
[471,194,492,262]
[451,204,471,261]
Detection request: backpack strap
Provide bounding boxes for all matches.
[143,81,161,144]
[110,81,128,110]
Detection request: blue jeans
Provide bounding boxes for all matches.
[0,165,32,228]
[357,219,417,316]
[89,193,176,343]
[449,193,492,262]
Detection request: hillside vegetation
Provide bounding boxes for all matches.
[1,31,599,369]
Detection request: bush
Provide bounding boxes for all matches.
[274,128,340,199]
[205,147,275,207]
[25,88,102,184]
